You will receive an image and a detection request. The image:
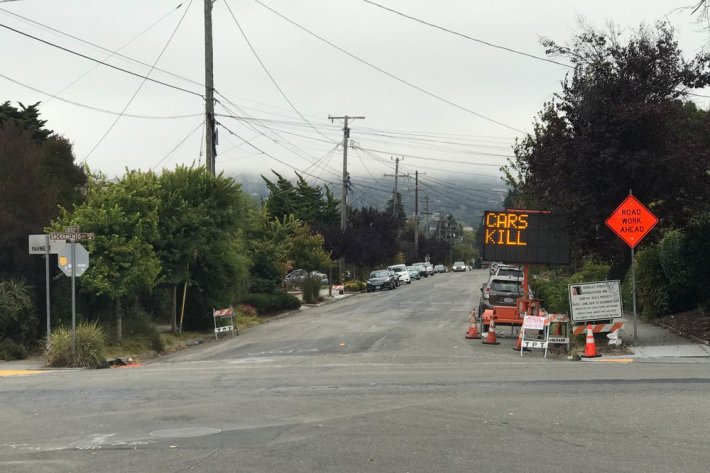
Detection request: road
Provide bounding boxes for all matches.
[1,269,709,472]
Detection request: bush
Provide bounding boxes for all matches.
[44,322,108,368]
[302,275,322,304]
[122,311,165,354]
[634,245,671,318]
[344,280,366,292]
[0,279,38,346]
[0,338,28,360]
[241,292,301,315]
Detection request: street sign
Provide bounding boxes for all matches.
[49,232,95,241]
[28,234,65,254]
[605,195,658,248]
[568,281,623,322]
[57,243,90,277]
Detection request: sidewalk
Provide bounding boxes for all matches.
[619,314,710,359]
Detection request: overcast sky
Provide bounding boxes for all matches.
[1,0,708,201]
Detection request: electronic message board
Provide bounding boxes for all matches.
[481,210,570,265]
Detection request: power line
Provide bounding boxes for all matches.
[223,0,332,142]
[83,0,194,161]
[151,118,205,170]
[251,0,525,133]
[0,22,203,98]
[361,0,572,69]
[0,72,201,119]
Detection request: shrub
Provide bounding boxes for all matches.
[0,279,38,346]
[634,245,671,318]
[237,304,257,317]
[44,322,108,368]
[241,292,301,315]
[122,311,165,354]
[344,280,366,292]
[302,275,322,304]
[0,338,28,360]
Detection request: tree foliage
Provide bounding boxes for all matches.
[503,22,710,264]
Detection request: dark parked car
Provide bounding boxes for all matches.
[412,262,428,278]
[478,275,532,315]
[367,269,397,292]
[434,264,446,273]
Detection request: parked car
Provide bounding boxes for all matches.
[493,265,523,279]
[388,264,412,284]
[489,262,504,275]
[407,266,421,280]
[425,263,435,276]
[413,262,428,278]
[284,269,329,287]
[434,264,446,273]
[367,269,397,292]
[452,261,466,272]
[478,275,533,315]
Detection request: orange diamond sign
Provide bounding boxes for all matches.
[606,195,658,248]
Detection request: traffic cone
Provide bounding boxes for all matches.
[513,328,523,350]
[465,316,481,339]
[581,324,601,358]
[482,318,500,345]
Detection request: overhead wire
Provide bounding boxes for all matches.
[0,22,203,98]
[1,3,186,106]
[151,118,205,170]
[251,0,525,133]
[0,3,204,90]
[0,72,201,119]
[83,0,194,161]
[222,0,332,142]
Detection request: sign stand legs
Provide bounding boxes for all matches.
[631,246,637,346]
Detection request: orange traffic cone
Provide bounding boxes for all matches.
[581,324,601,358]
[513,328,523,350]
[482,318,500,345]
[465,316,481,339]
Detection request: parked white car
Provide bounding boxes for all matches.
[388,264,412,284]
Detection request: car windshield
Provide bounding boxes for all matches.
[370,270,389,278]
[491,280,523,293]
[389,265,406,272]
[454,262,464,266]
[497,268,522,277]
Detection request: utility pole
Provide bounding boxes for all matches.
[204,0,216,175]
[414,170,419,257]
[424,195,430,237]
[329,114,364,281]
[385,157,407,219]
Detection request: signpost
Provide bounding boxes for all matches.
[28,235,66,343]
[50,228,94,357]
[606,192,658,345]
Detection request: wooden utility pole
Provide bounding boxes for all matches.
[385,157,407,219]
[414,170,419,257]
[329,115,364,281]
[204,0,216,175]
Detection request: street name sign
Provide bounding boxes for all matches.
[28,234,65,254]
[58,243,90,277]
[49,232,95,241]
[605,195,658,248]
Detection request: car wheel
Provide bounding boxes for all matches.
[407,280,411,284]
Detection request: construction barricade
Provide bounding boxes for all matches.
[213,306,238,340]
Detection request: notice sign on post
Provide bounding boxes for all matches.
[568,281,623,322]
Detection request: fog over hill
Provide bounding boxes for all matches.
[230,171,508,229]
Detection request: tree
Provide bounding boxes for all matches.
[154,167,248,331]
[503,22,710,266]
[385,192,406,229]
[53,171,161,341]
[343,207,399,272]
